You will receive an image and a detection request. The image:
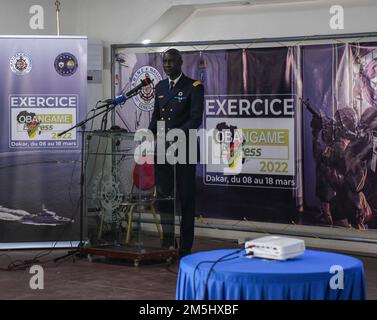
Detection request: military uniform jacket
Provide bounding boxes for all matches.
[149,74,204,135]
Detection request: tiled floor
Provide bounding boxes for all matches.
[0,237,376,300]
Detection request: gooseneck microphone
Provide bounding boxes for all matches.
[58,78,154,137]
[105,77,153,106]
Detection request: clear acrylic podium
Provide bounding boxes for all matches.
[80,130,178,266]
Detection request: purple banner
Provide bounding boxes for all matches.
[114,43,377,231]
[0,36,87,243]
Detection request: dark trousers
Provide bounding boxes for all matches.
[155,163,196,253]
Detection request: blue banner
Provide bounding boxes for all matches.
[0,36,87,244]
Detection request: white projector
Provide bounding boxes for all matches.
[245,236,305,260]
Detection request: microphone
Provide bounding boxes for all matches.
[106,77,153,106]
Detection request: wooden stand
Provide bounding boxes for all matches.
[80,245,178,267]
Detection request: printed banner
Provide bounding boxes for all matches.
[204,94,296,189]
[114,43,377,231]
[303,43,377,230]
[114,48,298,223]
[10,94,78,148]
[0,36,87,244]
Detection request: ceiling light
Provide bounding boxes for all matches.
[141,39,151,45]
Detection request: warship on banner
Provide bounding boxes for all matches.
[0,205,73,226]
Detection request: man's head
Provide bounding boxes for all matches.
[163,48,182,80]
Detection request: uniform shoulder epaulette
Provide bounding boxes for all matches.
[193,80,202,87]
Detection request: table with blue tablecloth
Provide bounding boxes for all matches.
[176,249,366,300]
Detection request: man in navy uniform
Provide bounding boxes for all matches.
[149,48,204,257]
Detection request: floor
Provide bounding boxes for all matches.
[0,237,376,300]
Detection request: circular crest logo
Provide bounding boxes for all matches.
[10,53,32,75]
[54,52,78,76]
[131,66,162,112]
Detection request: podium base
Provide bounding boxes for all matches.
[80,245,178,267]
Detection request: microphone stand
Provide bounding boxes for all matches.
[53,91,138,263]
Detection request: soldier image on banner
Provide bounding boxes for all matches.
[309,102,376,229]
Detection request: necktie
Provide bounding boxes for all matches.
[169,81,174,91]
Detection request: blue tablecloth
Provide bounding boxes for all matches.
[176,249,366,300]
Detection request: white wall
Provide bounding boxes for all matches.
[0,0,171,40]
[74,0,172,99]
[0,0,172,99]
[3,1,377,100]
[0,0,80,35]
[164,0,377,42]
[2,0,377,97]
